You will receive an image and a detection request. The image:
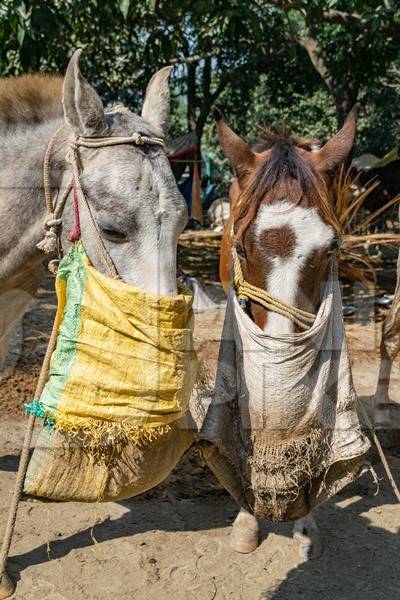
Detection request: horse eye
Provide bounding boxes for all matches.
[236,244,246,258]
[101,227,127,242]
[139,144,151,154]
[328,238,340,255]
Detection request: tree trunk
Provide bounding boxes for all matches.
[183,54,234,223]
[187,62,197,133]
[333,80,359,128]
[296,30,359,129]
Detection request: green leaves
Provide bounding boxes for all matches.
[16,23,25,46]
[0,0,398,156]
[118,0,130,19]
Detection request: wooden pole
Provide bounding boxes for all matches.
[191,160,203,224]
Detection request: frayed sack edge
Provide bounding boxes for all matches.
[24,357,209,466]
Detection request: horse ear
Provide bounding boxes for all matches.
[141,66,173,137]
[213,108,255,175]
[62,49,108,136]
[315,104,359,173]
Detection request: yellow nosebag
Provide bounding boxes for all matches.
[24,242,199,501]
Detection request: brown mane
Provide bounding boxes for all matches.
[0,73,63,129]
[234,129,340,239]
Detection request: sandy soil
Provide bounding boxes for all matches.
[1,234,399,600]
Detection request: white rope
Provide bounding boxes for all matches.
[36,125,66,255]
[75,131,164,149]
[232,246,316,329]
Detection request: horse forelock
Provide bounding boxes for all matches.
[0,73,63,129]
[253,127,319,153]
[233,136,339,240]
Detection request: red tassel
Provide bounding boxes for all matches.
[68,178,81,242]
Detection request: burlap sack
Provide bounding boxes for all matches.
[199,261,371,521]
[24,242,198,501]
[24,418,194,502]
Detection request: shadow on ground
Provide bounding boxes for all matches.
[265,465,399,600]
[3,456,398,600]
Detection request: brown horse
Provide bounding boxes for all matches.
[215,107,359,557]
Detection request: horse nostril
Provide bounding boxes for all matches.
[297,255,303,259]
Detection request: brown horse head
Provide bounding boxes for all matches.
[217,106,358,333]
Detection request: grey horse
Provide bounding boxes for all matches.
[0,50,201,600]
[0,48,198,491]
[0,50,188,368]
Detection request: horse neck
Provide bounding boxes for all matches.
[0,118,71,279]
[0,116,66,171]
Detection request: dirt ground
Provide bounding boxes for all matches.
[0,233,399,600]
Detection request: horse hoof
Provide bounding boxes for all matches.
[293,531,322,560]
[0,572,15,599]
[230,525,259,554]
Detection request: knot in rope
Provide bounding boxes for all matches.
[36,214,63,254]
[45,216,62,228]
[232,246,316,330]
[131,131,144,145]
[67,140,78,157]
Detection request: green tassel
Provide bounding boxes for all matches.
[25,399,55,428]
[25,398,46,418]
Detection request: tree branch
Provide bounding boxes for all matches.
[170,49,221,65]
[295,30,333,92]
[196,70,229,141]
[266,2,400,41]
[323,9,400,41]
[323,9,362,27]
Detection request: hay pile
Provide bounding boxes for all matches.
[333,167,400,285]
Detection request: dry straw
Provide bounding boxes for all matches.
[333,166,400,285]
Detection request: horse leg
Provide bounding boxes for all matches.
[374,333,400,447]
[293,512,322,559]
[374,249,400,438]
[198,443,259,552]
[230,508,259,554]
[0,265,43,370]
[374,346,396,426]
[0,290,33,369]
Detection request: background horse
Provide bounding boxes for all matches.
[375,228,400,433]
[215,107,359,558]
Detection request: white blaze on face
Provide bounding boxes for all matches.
[255,201,334,335]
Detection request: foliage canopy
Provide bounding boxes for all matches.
[1,0,399,156]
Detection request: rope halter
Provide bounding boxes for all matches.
[232,245,316,330]
[36,125,165,276]
[71,131,164,150]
